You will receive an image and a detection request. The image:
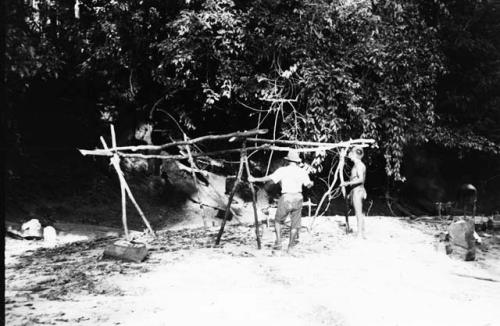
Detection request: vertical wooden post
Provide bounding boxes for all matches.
[265,112,279,175]
[101,132,156,238]
[74,0,80,19]
[184,134,207,228]
[338,149,350,234]
[110,125,129,240]
[120,183,129,240]
[110,124,117,149]
[120,176,156,237]
[242,141,262,249]
[215,152,244,245]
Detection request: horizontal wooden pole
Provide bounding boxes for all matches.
[79,149,187,159]
[259,98,298,102]
[266,145,333,152]
[101,129,268,152]
[79,136,374,160]
[79,141,372,159]
[246,138,375,147]
[190,145,269,157]
[79,145,272,159]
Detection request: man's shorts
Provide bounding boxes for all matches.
[275,193,303,229]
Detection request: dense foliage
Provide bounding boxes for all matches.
[6,0,500,182]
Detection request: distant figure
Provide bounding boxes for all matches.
[117,120,160,175]
[435,201,453,219]
[249,151,313,251]
[341,146,367,238]
[457,183,477,219]
[117,120,154,146]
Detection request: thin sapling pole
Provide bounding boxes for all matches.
[91,129,269,153]
[121,174,156,237]
[247,138,375,148]
[338,150,350,234]
[242,141,262,249]
[184,133,207,228]
[215,153,245,245]
[120,183,129,240]
[100,136,156,238]
[265,109,280,175]
[78,145,272,159]
[110,124,130,240]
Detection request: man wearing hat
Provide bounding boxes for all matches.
[248,151,313,251]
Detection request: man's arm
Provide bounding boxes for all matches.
[302,169,314,188]
[248,175,273,183]
[248,168,281,183]
[341,164,365,187]
[304,175,314,189]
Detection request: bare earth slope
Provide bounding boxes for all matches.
[5,216,500,326]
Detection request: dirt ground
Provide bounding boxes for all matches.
[5,216,500,326]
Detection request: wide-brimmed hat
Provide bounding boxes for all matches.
[284,151,302,163]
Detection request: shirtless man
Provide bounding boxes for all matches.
[248,151,313,251]
[341,146,367,238]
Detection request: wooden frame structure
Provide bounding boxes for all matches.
[79,125,374,248]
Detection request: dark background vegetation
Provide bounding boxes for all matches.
[5,0,500,223]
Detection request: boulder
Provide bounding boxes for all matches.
[21,219,43,239]
[448,219,474,249]
[43,226,57,244]
[103,240,148,263]
[447,219,476,261]
[7,226,24,239]
[493,214,500,230]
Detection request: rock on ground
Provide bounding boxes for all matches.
[21,219,43,239]
[447,218,476,261]
[43,226,57,244]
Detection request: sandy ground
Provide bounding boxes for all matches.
[5,216,500,326]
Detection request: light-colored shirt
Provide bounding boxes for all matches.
[269,164,312,194]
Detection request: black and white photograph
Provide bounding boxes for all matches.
[3,0,500,325]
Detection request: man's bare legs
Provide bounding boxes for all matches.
[353,195,366,239]
[274,221,282,249]
[288,228,298,251]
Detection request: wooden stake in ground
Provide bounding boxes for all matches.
[110,125,129,240]
[215,153,244,245]
[183,133,207,228]
[242,141,262,249]
[338,150,350,234]
[101,126,156,239]
[303,200,317,219]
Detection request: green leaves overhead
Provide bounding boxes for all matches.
[7,0,499,181]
